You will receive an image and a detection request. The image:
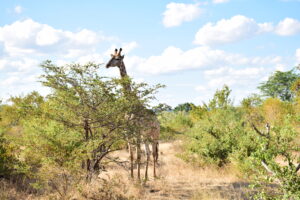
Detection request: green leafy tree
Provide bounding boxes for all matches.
[184,108,251,167]
[258,69,299,101]
[250,118,300,199]
[174,102,195,112]
[153,103,172,114]
[0,132,18,178]
[37,61,161,181]
[241,94,263,109]
[181,86,257,167]
[207,85,232,110]
[38,61,127,179]
[0,61,161,196]
[159,111,193,140]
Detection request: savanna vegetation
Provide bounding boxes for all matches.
[160,68,300,199]
[0,61,162,199]
[1,62,300,199]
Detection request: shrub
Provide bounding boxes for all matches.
[183,108,248,166]
[0,132,18,178]
[158,111,193,141]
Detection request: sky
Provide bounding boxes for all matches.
[0,0,300,107]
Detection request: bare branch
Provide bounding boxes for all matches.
[261,160,276,176]
[105,156,129,170]
[261,160,282,185]
[252,123,269,138]
[296,163,300,172]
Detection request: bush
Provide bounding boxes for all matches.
[158,111,193,141]
[250,117,300,199]
[182,108,250,166]
[0,132,18,178]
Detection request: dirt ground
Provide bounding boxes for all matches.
[100,141,253,200]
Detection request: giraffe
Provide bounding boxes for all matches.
[106,48,159,180]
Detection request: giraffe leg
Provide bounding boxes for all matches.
[129,143,134,179]
[144,142,151,181]
[152,141,158,178]
[136,140,141,181]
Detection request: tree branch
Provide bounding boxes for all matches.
[296,163,300,172]
[251,123,269,138]
[261,160,282,185]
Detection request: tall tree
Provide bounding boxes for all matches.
[208,85,232,110]
[258,69,299,101]
[39,61,159,180]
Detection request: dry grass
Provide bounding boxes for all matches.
[2,140,252,200]
[93,140,250,199]
[0,179,35,200]
[128,141,249,200]
[158,141,240,184]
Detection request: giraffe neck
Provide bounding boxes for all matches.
[119,61,128,78]
[118,61,131,92]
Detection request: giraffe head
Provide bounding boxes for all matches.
[106,48,125,68]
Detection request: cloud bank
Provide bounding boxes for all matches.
[194,15,300,46]
[162,3,202,27]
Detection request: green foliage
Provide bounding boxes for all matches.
[179,86,256,167]
[0,102,22,178]
[291,78,300,96]
[0,61,162,195]
[178,83,300,198]
[158,111,193,141]
[258,69,299,101]
[207,85,232,110]
[173,102,195,112]
[250,117,300,199]
[184,108,253,167]
[0,132,18,177]
[2,60,300,199]
[38,60,161,180]
[21,119,82,170]
[153,103,172,114]
[241,94,263,109]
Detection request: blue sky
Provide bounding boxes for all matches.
[0,0,300,107]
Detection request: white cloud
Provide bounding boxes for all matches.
[122,42,138,54]
[212,0,230,4]
[1,76,19,86]
[0,19,114,57]
[0,57,39,72]
[194,15,273,46]
[0,18,296,107]
[14,5,22,14]
[130,46,282,75]
[194,15,300,46]
[0,19,137,100]
[162,3,201,27]
[275,18,300,36]
[69,29,100,45]
[193,66,276,104]
[36,25,61,46]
